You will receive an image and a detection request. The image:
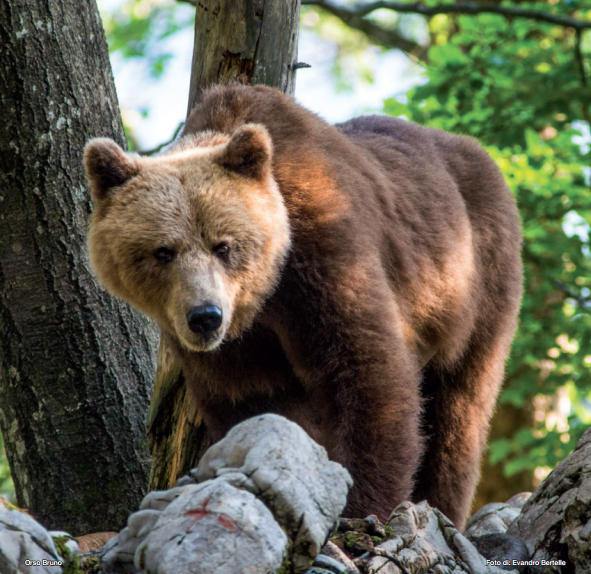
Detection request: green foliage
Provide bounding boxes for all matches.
[53,533,100,574]
[385,1,591,478]
[0,433,14,502]
[100,0,194,79]
[97,0,194,148]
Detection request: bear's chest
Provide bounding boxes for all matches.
[175,325,339,447]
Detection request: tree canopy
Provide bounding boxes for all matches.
[381,2,591,482]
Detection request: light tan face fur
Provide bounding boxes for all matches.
[84,127,291,351]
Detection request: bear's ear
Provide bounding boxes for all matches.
[83,138,139,200]
[215,124,272,180]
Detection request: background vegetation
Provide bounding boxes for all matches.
[2,0,589,505]
[372,0,591,486]
[0,434,13,500]
[301,2,591,492]
[427,12,590,478]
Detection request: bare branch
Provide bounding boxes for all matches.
[302,0,591,30]
[573,28,591,125]
[139,122,185,156]
[575,29,588,86]
[304,1,591,110]
[304,0,429,59]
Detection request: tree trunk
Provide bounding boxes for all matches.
[148,0,301,491]
[187,0,301,111]
[0,0,157,534]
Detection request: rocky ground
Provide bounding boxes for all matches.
[1,414,590,574]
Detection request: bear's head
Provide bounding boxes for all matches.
[84,124,291,351]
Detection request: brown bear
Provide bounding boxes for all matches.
[84,84,522,528]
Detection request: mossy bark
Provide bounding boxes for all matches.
[148,0,302,490]
[0,1,157,533]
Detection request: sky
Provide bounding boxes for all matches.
[97,0,422,149]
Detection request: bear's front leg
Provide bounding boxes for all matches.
[271,263,424,521]
[329,349,423,521]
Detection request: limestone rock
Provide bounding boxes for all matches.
[342,501,520,574]
[101,414,351,574]
[135,480,287,574]
[194,413,352,571]
[100,523,142,572]
[465,493,531,539]
[12,415,591,574]
[316,541,360,573]
[0,501,63,574]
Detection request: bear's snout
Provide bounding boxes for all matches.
[186,304,223,336]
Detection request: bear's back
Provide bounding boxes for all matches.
[184,85,521,363]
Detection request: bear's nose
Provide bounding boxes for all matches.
[186,304,223,335]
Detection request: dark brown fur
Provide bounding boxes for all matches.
[86,85,522,528]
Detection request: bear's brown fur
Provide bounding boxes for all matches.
[84,84,522,528]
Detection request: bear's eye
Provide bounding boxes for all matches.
[213,242,231,261]
[153,246,177,264]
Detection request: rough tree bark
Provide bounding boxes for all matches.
[187,0,301,111]
[148,0,301,491]
[0,1,157,533]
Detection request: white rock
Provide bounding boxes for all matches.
[364,501,518,574]
[0,503,63,574]
[127,509,161,538]
[195,413,352,571]
[100,414,352,574]
[135,480,287,574]
[100,526,141,570]
[465,493,530,539]
[139,487,187,511]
